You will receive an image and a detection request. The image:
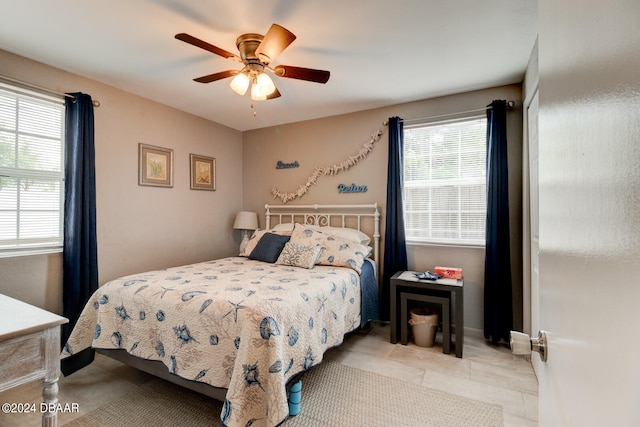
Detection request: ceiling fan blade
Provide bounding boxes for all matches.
[255,24,296,64]
[175,33,241,62]
[193,70,238,83]
[273,65,330,84]
[267,87,281,100]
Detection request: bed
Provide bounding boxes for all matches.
[61,203,381,427]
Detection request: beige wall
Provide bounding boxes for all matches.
[243,84,523,331]
[0,50,243,313]
[0,48,524,332]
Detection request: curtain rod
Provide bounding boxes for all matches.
[0,75,100,107]
[383,100,516,126]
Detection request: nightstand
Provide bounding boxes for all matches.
[390,271,464,358]
[0,294,68,427]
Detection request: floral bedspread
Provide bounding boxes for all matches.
[61,257,363,427]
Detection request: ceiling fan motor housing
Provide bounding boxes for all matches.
[236,34,264,62]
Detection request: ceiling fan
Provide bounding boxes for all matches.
[175,24,330,101]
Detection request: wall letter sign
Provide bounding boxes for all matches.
[338,183,368,193]
[276,160,300,169]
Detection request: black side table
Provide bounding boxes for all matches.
[390,271,464,358]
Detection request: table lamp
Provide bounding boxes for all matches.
[233,211,259,254]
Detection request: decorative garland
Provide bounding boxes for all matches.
[271,129,384,204]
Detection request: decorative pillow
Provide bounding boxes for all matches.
[289,223,372,273]
[240,229,290,257]
[275,242,323,269]
[248,233,291,263]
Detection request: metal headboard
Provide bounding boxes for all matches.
[264,203,381,272]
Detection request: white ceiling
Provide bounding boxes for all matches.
[0,0,537,132]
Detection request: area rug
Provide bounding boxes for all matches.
[63,361,503,426]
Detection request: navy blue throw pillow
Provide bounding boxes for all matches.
[248,233,291,263]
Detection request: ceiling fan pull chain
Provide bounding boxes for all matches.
[251,102,257,117]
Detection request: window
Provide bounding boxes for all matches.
[0,84,65,256]
[403,116,487,246]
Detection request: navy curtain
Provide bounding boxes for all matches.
[483,100,512,344]
[61,93,98,375]
[381,117,408,320]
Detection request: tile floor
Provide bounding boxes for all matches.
[0,322,538,426]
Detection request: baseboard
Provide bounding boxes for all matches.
[464,326,484,339]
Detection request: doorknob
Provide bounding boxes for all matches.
[510,330,548,362]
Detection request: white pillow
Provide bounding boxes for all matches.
[317,226,371,246]
[271,223,295,232]
[271,223,370,245]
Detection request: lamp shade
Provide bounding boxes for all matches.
[250,72,276,101]
[233,211,259,230]
[230,72,250,96]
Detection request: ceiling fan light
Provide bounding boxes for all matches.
[257,72,276,95]
[230,72,250,95]
[250,72,276,100]
[250,83,267,101]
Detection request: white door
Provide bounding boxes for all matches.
[537,1,640,424]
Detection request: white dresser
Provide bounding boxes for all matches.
[0,294,68,427]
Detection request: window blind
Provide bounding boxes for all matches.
[0,86,65,255]
[403,116,487,246]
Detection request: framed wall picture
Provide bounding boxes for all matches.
[138,143,173,187]
[190,153,216,191]
[138,144,173,187]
